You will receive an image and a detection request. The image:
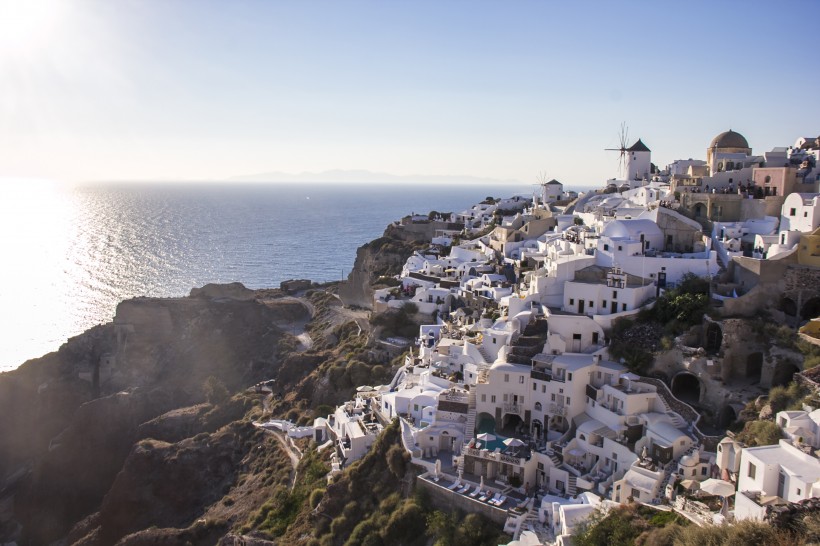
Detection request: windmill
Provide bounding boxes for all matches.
[605,122,630,179]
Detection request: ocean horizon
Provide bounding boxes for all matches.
[2,180,595,371]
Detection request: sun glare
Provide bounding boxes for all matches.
[0,0,64,58]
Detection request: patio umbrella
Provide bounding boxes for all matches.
[477,432,496,442]
[680,479,700,492]
[356,385,374,392]
[435,458,442,479]
[479,475,484,490]
[700,478,735,498]
[503,437,525,447]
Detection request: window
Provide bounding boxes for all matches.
[503,394,508,402]
[618,245,623,251]
[701,467,707,475]
[532,383,536,391]
[551,394,556,402]
[569,298,575,305]
[566,397,571,405]
[481,394,486,402]
[790,208,797,216]
[612,291,617,299]
[622,303,627,311]
[602,300,607,308]
[504,374,509,382]
[798,488,802,495]
[764,175,771,184]
[414,404,419,411]
[592,332,599,344]
[542,385,546,393]
[748,462,756,479]
[612,453,617,460]
[568,373,573,381]
[492,338,496,344]
[631,488,641,499]
[519,376,525,384]
[604,244,609,251]
[597,371,602,379]
[805,212,809,218]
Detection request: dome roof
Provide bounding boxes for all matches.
[710,130,749,149]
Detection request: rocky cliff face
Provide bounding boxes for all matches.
[0,284,310,545]
[338,224,427,308]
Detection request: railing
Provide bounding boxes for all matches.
[531,369,552,382]
[503,403,522,415]
[548,403,567,416]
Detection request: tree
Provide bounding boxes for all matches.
[203,375,229,404]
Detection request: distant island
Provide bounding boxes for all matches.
[229,168,523,186]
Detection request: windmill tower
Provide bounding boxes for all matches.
[625,138,651,185]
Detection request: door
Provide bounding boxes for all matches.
[579,299,585,314]
[611,301,617,313]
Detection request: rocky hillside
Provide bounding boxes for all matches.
[338,223,427,308]
[0,287,312,545]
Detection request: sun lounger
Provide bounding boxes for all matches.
[470,487,483,498]
[490,494,506,506]
[457,483,471,494]
[447,480,461,490]
[478,491,491,502]
[487,493,501,504]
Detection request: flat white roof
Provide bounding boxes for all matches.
[746,441,820,481]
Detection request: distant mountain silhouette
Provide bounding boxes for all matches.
[229,168,521,185]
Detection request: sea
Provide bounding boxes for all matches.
[0,181,538,371]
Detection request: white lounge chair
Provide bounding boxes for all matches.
[457,483,471,494]
[478,491,491,502]
[492,494,507,506]
[470,487,483,498]
[487,493,501,504]
[447,480,461,490]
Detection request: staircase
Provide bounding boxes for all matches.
[477,344,492,363]
[465,390,477,442]
[547,450,561,467]
[567,476,578,497]
[477,363,491,384]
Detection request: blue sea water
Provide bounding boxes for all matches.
[0,181,531,370]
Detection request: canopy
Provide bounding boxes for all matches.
[680,479,700,491]
[700,478,735,497]
[477,432,496,442]
[503,437,525,447]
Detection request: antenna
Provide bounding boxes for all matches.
[605,122,629,178]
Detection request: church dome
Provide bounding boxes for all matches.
[710,130,749,149]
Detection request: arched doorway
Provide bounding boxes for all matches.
[781,297,797,317]
[746,352,763,382]
[531,419,543,441]
[476,412,496,436]
[772,361,800,388]
[694,203,707,218]
[801,297,820,321]
[671,373,701,405]
[705,323,722,354]
[718,406,737,428]
[502,414,524,436]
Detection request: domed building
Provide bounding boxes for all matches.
[706,129,752,174]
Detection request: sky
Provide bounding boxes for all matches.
[1,0,818,186]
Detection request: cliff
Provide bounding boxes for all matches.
[0,284,310,545]
[337,223,428,308]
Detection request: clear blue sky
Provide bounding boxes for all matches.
[1,0,817,185]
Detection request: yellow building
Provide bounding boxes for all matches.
[798,226,820,267]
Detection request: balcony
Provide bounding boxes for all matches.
[503,403,522,415]
[548,403,567,416]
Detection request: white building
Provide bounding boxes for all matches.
[734,439,820,521]
[780,193,820,234]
